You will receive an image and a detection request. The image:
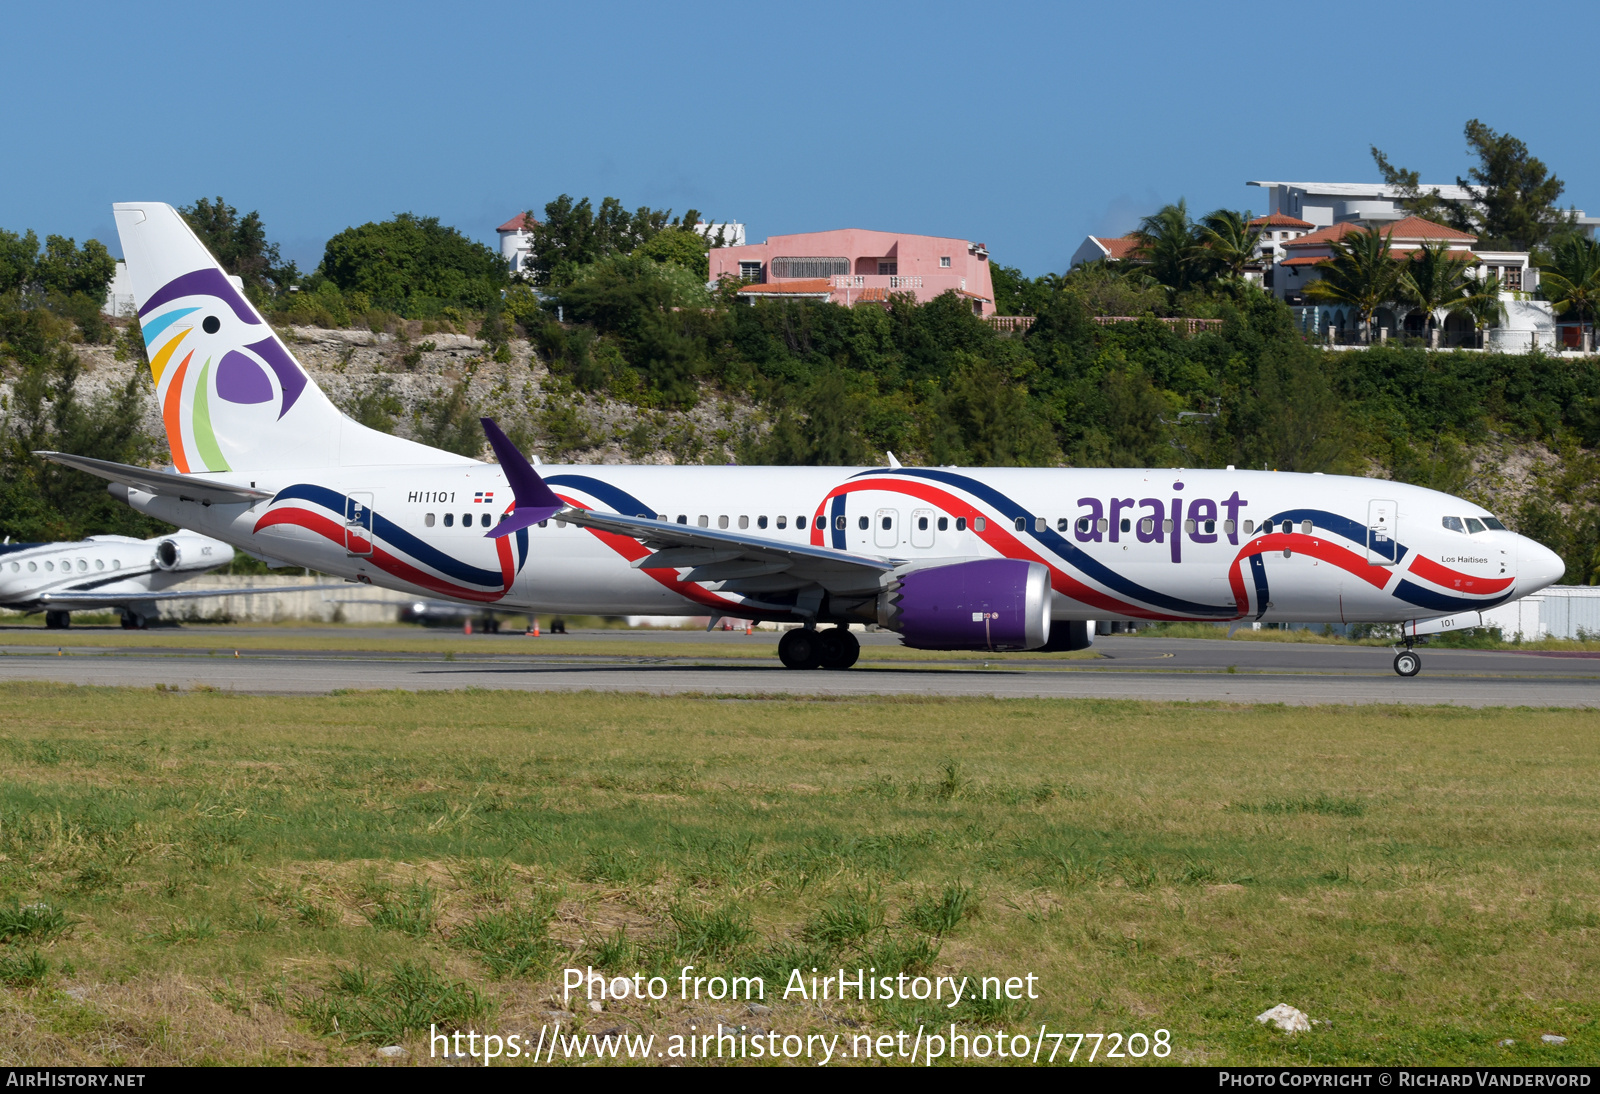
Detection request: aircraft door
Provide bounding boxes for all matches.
[910,508,936,549]
[874,508,899,549]
[1366,499,1398,565]
[345,492,375,557]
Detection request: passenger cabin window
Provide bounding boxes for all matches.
[1224,519,1236,534]
[461,512,471,527]
[956,517,967,531]
[937,517,948,531]
[677,515,687,524]
[1098,519,1108,532]
[775,515,786,529]
[974,517,986,532]
[1243,519,1255,534]
[95,559,104,570]
[797,516,807,529]
[858,516,869,530]
[737,515,748,530]
[698,515,708,528]
[836,516,847,531]
[113,560,121,569]
[1120,518,1131,533]
[1014,517,1026,531]
[28,561,36,571]
[917,516,928,531]
[481,513,491,528]
[1300,520,1312,534]
[880,516,891,531]
[758,516,768,529]
[1465,517,1486,534]
[425,513,435,527]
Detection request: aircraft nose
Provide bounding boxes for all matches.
[1519,537,1566,593]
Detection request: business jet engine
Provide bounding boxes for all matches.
[878,559,1053,651]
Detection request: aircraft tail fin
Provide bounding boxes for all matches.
[113,202,453,475]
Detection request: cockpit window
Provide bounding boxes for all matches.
[1464,517,1486,534]
[1482,516,1506,530]
[1442,516,1465,533]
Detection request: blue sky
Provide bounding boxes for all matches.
[4,0,1593,276]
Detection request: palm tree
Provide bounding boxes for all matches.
[1303,227,1404,343]
[1399,241,1470,347]
[1130,200,1206,291]
[1199,209,1262,280]
[1460,271,1506,347]
[1541,236,1600,351]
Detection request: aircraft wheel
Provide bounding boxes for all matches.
[1393,650,1421,677]
[778,627,823,670]
[818,627,860,669]
[44,610,70,630]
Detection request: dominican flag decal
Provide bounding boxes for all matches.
[474,491,494,503]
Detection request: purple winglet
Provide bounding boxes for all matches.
[480,417,564,538]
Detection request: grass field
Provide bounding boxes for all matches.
[0,683,1597,1066]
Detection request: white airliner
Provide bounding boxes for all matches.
[37,203,1566,675]
[0,530,283,629]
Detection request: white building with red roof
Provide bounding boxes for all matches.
[1068,234,1143,269]
[497,212,539,276]
[1270,215,1551,347]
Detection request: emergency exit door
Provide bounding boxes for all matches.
[345,492,375,557]
[1366,499,1398,565]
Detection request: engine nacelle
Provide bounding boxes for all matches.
[879,559,1053,651]
[154,536,232,573]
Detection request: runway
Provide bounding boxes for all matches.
[2,628,1598,706]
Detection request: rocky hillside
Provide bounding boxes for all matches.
[67,322,764,466]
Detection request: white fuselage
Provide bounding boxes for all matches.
[0,533,234,612]
[115,464,1562,626]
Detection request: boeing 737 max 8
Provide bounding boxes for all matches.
[38,203,1567,675]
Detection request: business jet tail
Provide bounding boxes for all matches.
[112,202,459,475]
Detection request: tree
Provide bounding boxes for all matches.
[1370,146,1457,223]
[35,235,116,298]
[1130,200,1206,290]
[1458,270,1506,343]
[1541,236,1600,350]
[1398,241,1470,346]
[180,196,297,297]
[1457,119,1565,252]
[526,195,701,286]
[319,213,505,315]
[1303,227,1403,341]
[1373,122,1567,251]
[635,226,710,280]
[1199,209,1261,280]
[0,228,39,294]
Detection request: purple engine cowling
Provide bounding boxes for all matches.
[879,559,1053,651]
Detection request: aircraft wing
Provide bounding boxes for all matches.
[34,452,272,505]
[558,507,896,596]
[34,584,348,605]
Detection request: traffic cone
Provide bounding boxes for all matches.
[744,621,752,635]
[529,620,540,637]
[464,620,473,635]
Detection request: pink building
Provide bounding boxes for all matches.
[709,228,997,316]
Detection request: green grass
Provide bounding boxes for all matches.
[0,682,1597,1065]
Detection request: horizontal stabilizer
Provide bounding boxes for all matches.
[34,452,272,505]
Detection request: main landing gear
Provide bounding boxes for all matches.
[1393,647,1421,677]
[778,626,860,670]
